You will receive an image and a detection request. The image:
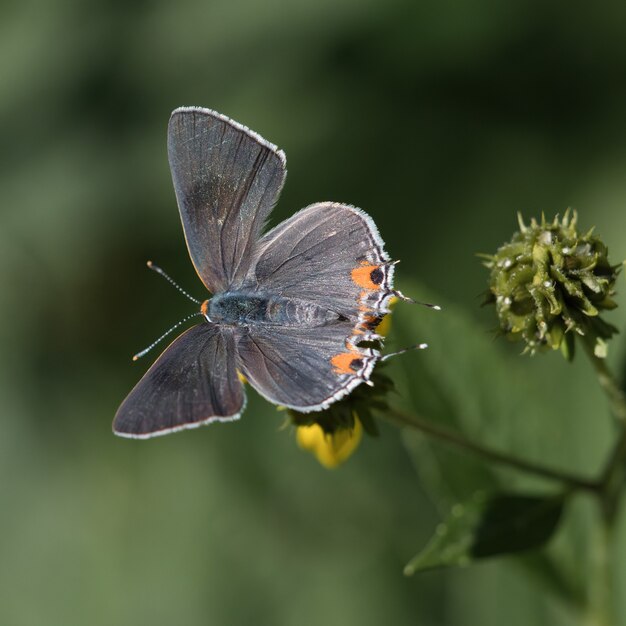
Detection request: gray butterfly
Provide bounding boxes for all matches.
[114,107,399,438]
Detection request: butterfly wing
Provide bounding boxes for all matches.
[114,324,245,438]
[249,202,395,323]
[236,322,379,411]
[168,107,286,293]
[237,202,395,411]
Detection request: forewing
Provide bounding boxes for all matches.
[248,202,394,322]
[168,107,286,293]
[236,322,378,411]
[114,323,245,438]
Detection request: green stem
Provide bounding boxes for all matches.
[600,428,626,523]
[585,511,614,626]
[579,335,626,626]
[385,407,599,493]
[580,335,626,521]
[581,336,626,425]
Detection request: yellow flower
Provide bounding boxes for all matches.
[296,415,363,469]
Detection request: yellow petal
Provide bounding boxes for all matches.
[296,416,363,469]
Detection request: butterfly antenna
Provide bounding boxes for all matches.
[132,312,203,361]
[381,343,428,362]
[389,262,441,310]
[393,290,441,311]
[146,260,201,304]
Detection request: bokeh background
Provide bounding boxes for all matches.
[2,1,626,624]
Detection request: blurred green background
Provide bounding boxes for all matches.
[2,1,626,624]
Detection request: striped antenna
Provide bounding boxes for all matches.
[133,312,203,361]
[146,261,201,304]
[381,343,428,362]
[392,289,441,311]
[389,262,440,310]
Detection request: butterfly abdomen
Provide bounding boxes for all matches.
[207,292,341,328]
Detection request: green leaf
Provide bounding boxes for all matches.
[471,493,566,557]
[404,491,566,575]
[390,281,608,608]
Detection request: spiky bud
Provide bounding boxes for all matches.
[482,210,620,359]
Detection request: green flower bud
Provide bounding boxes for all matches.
[482,210,621,359]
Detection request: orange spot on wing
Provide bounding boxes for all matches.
[351,263,382,290]
[200,300,210,316]
[331,350,361,375]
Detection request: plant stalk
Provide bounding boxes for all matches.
[580,335,626,521]
[581,336,626,425]
[579,334,626,626]
[385,407,599,493]
[585,512,614,626]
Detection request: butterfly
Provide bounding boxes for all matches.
[113,107,403,438]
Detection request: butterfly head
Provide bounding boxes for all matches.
[200,299,212,322]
